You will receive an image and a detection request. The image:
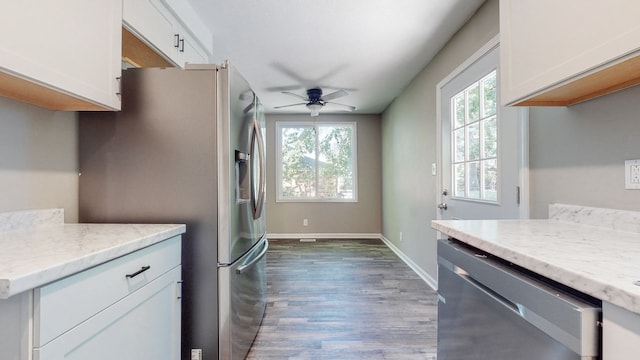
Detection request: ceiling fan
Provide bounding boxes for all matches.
[274,88,356,117]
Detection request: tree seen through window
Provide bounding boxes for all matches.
[278,122,357,201]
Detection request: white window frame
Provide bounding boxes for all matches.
[276,121,358,203]
[450,69,499,203]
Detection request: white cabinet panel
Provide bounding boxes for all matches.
[34,236,181,346]
[500,0,640,106]
[123,0,178,64]
[0,236,182,360]
[0,291,32,360]
[602,302,640,360]
[34,266,182,360]
[0,0,122,110]
[176,24,209,66]
[123,0,211,68]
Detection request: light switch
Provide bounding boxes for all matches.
[624,159,640,189]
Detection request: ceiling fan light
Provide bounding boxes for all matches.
[306,103,322,116]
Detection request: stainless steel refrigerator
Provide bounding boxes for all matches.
[78,64,267,360]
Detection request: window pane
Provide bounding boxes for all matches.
[467,161,481,199]
[453,94,465,128]
[454,163,465,197]
[483,159,498,201]
[277,122,357,202]
[466,83,479,123]
[482,71,497,117]
[483,116,497,158]
[467,123,480,160]
[280,126,316,198]
[448,69,499,203]
[454,128,465,163]
[317,125,354,199]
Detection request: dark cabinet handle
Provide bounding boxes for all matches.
[126,265,151,279]
[179,38,185,52]
[174,34,180,48]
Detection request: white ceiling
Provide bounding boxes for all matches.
[187,0,486,115]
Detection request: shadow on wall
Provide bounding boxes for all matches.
[529,84,640,169]
[0,96,77,172]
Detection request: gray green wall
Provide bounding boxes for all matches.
[0,97,78,222]
[382,0,640,284]
[529,85,640,218]
[265,114,382,237]
[381,0,499,283]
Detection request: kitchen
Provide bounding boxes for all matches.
[1,0,640,359]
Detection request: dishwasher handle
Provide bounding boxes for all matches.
[452,266,521,315]
[444,259,588,355]
[438,240,601,357]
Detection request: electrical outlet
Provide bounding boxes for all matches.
[625,160,640,189]
[632,165,640,183]
[400,232,403,241]
[303,218,308,226]
[191,349,202,360]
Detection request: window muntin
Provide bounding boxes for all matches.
[451,70,498,202]
[277,122,357,202]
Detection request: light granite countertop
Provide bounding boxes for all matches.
[432,204,640,316]
[0,209,186,299]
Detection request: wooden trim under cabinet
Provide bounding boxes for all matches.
[0,72,107,111]
[122,27,174,68]
[514,54,640,106]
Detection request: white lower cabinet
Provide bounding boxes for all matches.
[34,266,181,360]
[33,236,182,360]
[602,301,640,360]
[0,236,182,360]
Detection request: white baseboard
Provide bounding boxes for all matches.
[380,235,438,291]
[267,233,382,240]
[267,232,438,291]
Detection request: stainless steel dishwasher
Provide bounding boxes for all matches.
[437,239,601,360]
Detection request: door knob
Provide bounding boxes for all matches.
[437,203,448,210]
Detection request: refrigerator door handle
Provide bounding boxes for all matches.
[251,119,266,219]
[236,239,269,274]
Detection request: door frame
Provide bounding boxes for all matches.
[435,34,529,220]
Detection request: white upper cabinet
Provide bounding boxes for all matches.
[123,0,177,65]
[123,0,212,68]
[175,22,209,66]
[500,0,640,106]
[0,0,122,111]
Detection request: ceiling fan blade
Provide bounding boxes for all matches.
[274,102,307,109]
[266,85,303,92]
[325,101,356,111]
[321,89,348,101]
[281,91,308,101]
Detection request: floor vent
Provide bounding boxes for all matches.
[299,238,317,242]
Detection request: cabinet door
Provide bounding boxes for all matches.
[123,0,178,65]
[0,0,122,110]
[602,302,640,360]
[500,0,640,106]
[34,236,181,346]
[176,28,209,66]
[33,266,182,360]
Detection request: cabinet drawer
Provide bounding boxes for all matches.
[33,266,181,360]
[34,236,181,346]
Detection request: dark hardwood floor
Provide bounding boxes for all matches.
[246,239,438,359]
